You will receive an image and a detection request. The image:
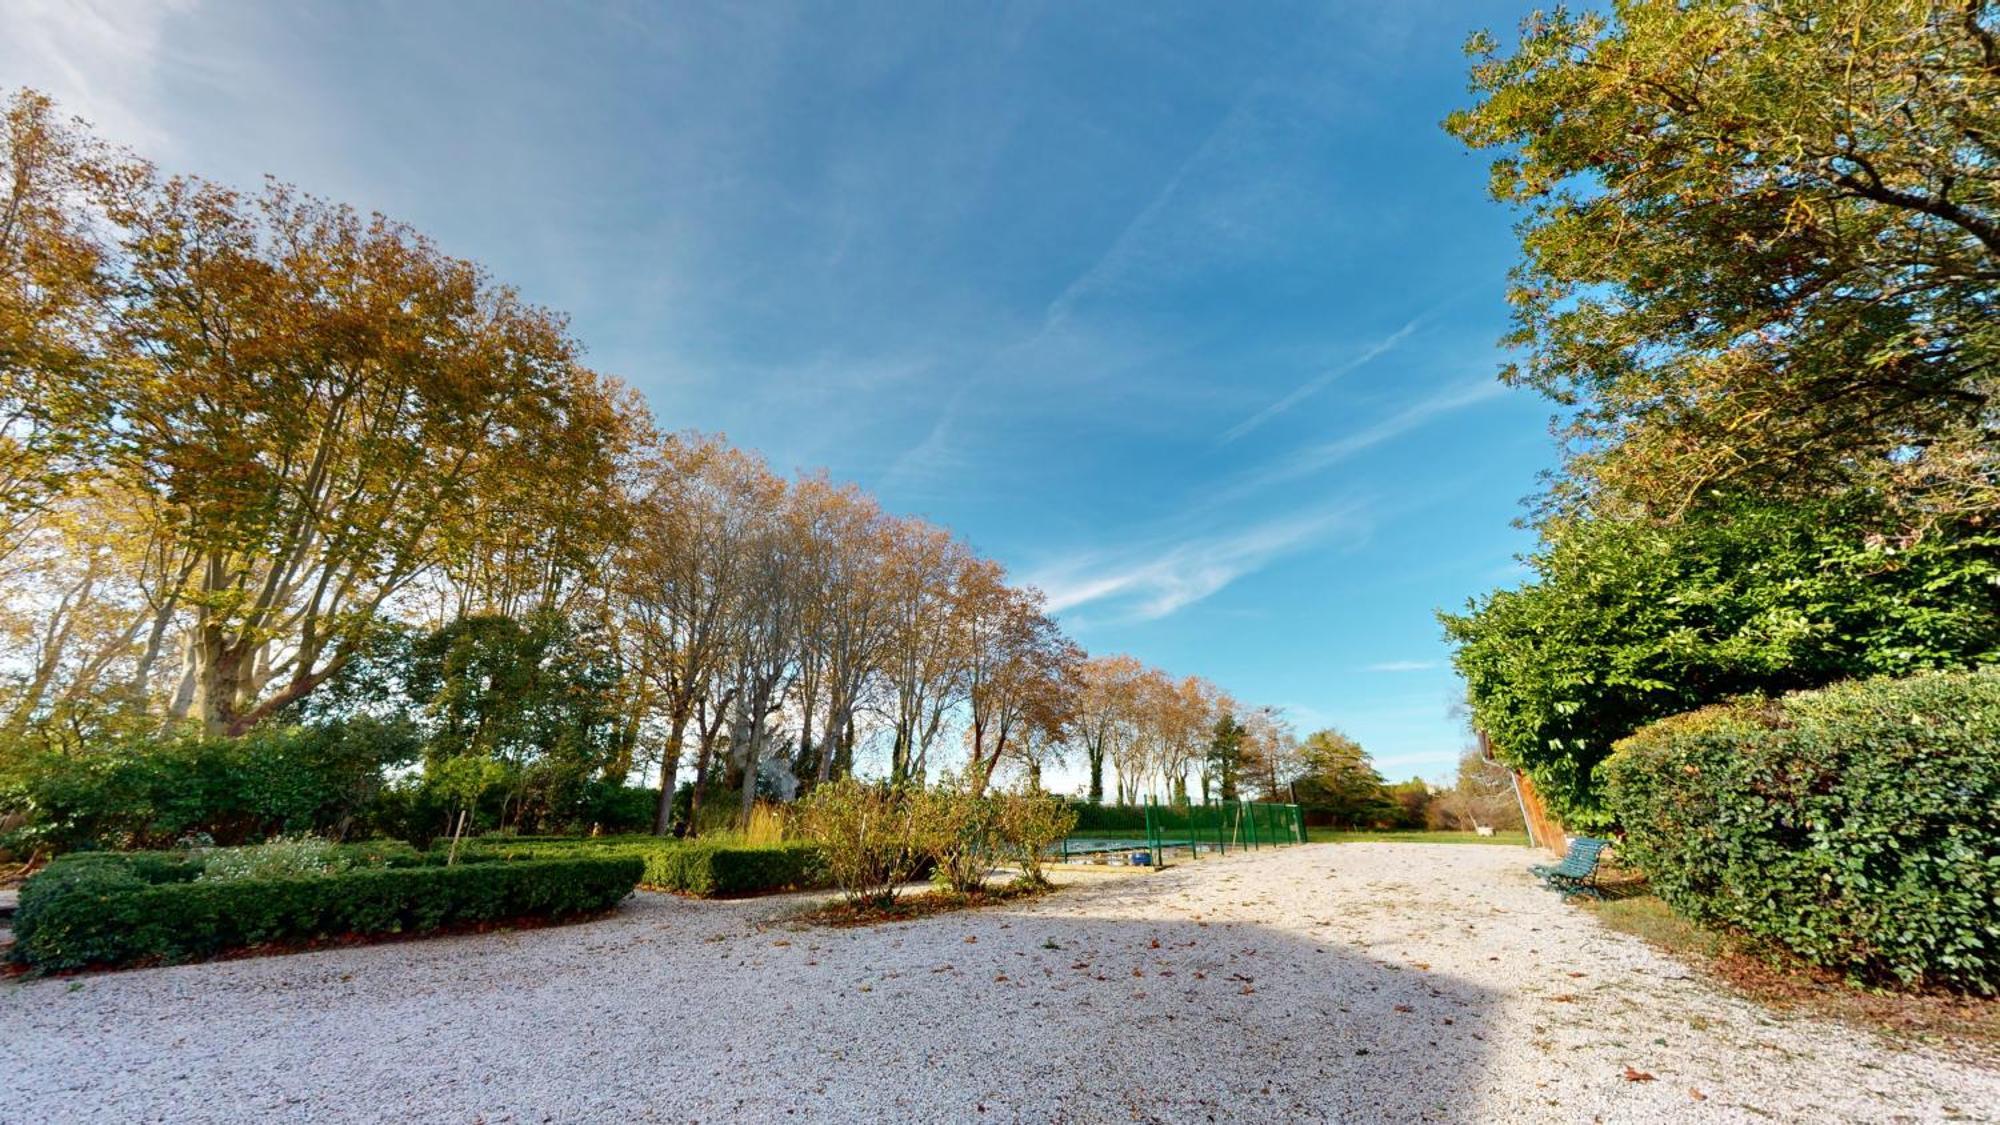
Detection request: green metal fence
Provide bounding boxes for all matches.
[1052,801,1304,868]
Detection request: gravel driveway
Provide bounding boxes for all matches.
[4,843,1993,1123]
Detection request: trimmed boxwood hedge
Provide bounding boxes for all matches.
[11,850,642,972]
[457,837,828,897]
[1602,669,2000,993]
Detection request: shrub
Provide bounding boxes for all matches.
[197,835,350,881]
[796,778,921,906]
[646,840,825,896]
[909,783,1000,895]
[0,719,420,854]
[1603,669,2000,993]
[1067,801,1147,833]
[11,850,641,971]
[448,835,826,897]
[995,788,1079,888]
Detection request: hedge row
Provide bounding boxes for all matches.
[1066,802,1148,833]
[1603,670,2000,994]
[11,850,642,972]
[454,836,828,897]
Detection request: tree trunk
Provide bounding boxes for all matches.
[652,712,690,835]
[735,708,760,828]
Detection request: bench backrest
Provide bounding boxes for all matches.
[1552,836,1610,875]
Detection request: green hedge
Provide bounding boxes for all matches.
[11,850,641,972]
[1603,670,2000,993]
[1066,802,1148,833]
[455,836,827,897]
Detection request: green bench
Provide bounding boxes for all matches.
[1530,836,1611,900]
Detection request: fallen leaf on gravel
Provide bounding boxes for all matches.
[1549,994,1578,1003]
[963,936,978,944]
[1410,962,1430,971]
[994,975,1009,982]
[772,940,790,947]
[1149,938,1161,949]
[1071,962,1090,970]
[1623,1067,1655,1083]
[1239,986,1256,995]
[1565,971,1586,978]
[1393,1004,1414,1013]
[1689,1089,1706,1101]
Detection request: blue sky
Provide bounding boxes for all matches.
[4,0,1553,783]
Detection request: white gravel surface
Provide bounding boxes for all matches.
[5,843,1994,1123]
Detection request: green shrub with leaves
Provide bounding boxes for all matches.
[1603,670,2000,993]
[995,788,1078,888]
[909,781,1000,895]
[447,835,826,897]
[1445,497,2000,831]
[197,835,351,881]
[0,719,420,853]
[795,777,921,907]
[1066,801,1147,833]
[11,850,640,971]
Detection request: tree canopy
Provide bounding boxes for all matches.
[1442,1,2000,828]
[1446,0,1997,523]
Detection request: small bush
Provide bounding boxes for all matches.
[197,835,350,881]
[796,778,921,906]
[1603,669,2000,993]
[11,850,641,971]
[909,783,1000,895]
[995,788,1079,887]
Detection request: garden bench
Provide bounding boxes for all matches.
[1530,836,1611,899]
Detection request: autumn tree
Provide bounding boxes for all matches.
[960,571,1081,795]
[882,520,971,785]
[96,170,639,736]
[1072,653,1144,803]
[618,434,769,832]
[786,474,897,786]
[0,90,122,569]
[1446,1,1998,523]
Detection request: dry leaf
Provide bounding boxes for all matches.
[1623,1067,1655,1083]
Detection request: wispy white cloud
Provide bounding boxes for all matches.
[1218,316,1426,444]
[1030,501,1367,622]
[0,0,206,153]
[1365,659,1439,673]
[1212,376,1508,505]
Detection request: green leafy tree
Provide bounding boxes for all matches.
[1446,1,1998,523]
[405,611,625,830]
[1206,712,1246,803]
[1443,496,2000,829]
[1291,728,1395,828]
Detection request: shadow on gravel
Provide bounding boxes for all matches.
[2,895,1503,1124]
[791,914,1506,1124]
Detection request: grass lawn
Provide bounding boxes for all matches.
[1306,828,1531,846]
